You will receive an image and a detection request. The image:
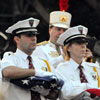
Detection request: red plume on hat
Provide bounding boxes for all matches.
[59,0,69,11]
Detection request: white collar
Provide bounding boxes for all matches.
[15,48,29,61]
[69,58,80,71]
[48,40,56,48]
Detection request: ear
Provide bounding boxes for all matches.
[67,44,71,52]
[49,27,52,33]
[14,36,20,44]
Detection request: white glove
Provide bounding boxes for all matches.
[93,96,100,100]
[81,96,94,100]
[81,91,93,100]
[81,91,100,100]
[31,85,50,96]
[71,91,92,100]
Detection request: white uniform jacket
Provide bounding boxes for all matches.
[32,41,64,68]
[56,58,100,100]
[1,49,55,100]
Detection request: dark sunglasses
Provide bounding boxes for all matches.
[70,38,88,45]
[20,31,38,37]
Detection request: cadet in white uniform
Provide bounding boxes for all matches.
[0,31,9,100]
[1,18,57,100]
[56,25,100,100]
[32,11,72,68]
[0,32,9,81]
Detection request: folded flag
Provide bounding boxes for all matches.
[10,75,64,92]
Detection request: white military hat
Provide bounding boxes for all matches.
[57,25,88,45]
[6,17,40,35]
[49,11,72,29]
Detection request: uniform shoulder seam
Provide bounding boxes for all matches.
[37,41,48,46]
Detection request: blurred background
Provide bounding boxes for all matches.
[0,0,100,60]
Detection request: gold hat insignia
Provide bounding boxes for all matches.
[60,15,67,23]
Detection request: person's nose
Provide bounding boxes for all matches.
[31,36,37,41]
[59,29,65,35]
[81,44,87,48]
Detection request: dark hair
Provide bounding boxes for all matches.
[66,42,73,57]
[12,33,22,46]
[49,24,54,28]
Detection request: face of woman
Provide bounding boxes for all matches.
[68,42,87,60]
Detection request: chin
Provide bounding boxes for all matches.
[29,47,35,51]
[82,55,86,58]
[31,45,36,49]
[31,47,36,51]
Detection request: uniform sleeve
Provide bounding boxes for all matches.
[96,62,100,77]
[33,57,55,77]
[1,54,17,70]
[56,65,88,100]
[32,46,48,60]
[49,55,64,68]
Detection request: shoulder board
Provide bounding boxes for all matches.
[37,41,48,46]
[3,51,14,57]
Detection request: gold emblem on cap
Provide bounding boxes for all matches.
[60,15,67,23]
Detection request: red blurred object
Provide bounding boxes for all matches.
[87,89,100,96]
[59,0,69,11]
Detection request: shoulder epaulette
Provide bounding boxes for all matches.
[3,51,14,57]
[37,41,48,46]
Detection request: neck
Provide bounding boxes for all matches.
[71,56,83,65]
[24,50,33,56]
[49,40,56,44]
[18,48,33,56]
[26,52,32,56]
[49,40,61,46]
